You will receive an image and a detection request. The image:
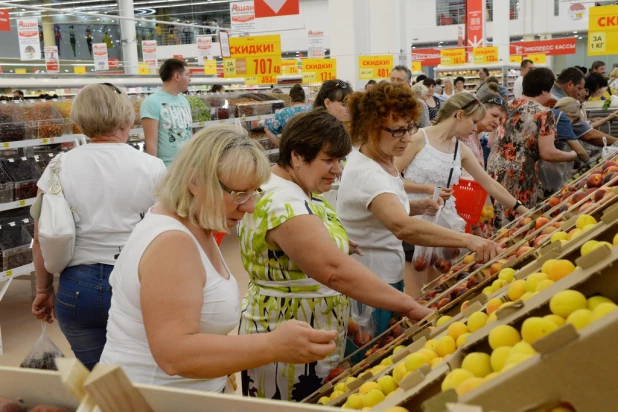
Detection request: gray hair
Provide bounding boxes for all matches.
[392,65,412,82]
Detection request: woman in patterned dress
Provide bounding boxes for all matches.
[265,84,313,147]
[487,68,578,228]
[238,108,433,402]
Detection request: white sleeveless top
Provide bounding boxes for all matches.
[100,212,239,393]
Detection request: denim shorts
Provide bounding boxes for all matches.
[55,263,113,370]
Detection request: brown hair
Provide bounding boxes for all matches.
[289,84,306,103]
[159,58,188,82]
[346,82,420,147]
[487,82,500,94]
[277,107,351,167]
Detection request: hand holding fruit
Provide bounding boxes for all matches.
[464,234,502,263]
[268,320,337,364]
[401,301,435,322]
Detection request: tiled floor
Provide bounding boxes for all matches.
[0,234,250,379]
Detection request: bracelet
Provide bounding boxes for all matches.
[513,200,523,211]
[36,283,54,293]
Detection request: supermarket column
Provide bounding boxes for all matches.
[118,0,139,75]
[41,1,55,49]
[493,0,510,63]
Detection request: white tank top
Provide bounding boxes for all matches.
[100,212,239,393]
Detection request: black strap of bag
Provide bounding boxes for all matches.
[446,139,460,188]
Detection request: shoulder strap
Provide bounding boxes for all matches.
[446,140,459,188]
[48,153,65,195]
[420,128,430,144]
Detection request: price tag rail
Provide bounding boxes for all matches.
[0,134,82,151]
[0,263,34,282]
[130,114,275,135]
[0,197,36,212]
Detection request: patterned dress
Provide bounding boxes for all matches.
[487,98,556,229]
[265,104,313,135]
[238,174,350,402]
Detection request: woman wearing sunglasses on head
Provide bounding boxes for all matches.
[101,126,339,392]
[31,83,167,370]
[313,79,353,121]
[337,83,500,321]
[238,107,433,402]
[394,93,530,294]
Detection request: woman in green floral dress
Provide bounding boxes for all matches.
[238,108,433,402]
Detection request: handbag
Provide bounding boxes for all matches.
[31,153,79,275]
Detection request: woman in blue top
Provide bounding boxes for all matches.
[265,84,312,147]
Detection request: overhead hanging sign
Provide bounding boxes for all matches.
[411,48,441,67]
[466,0,485,48]
[73,66,86,75]
[509,38,576,56]
[204,59,217,75]
[307,30,325,58]
[412,61,422,72]
[230,1,256,33]
[472,46,498,64]
[224,34,281,84]
[281,60,299,75]
[197,35,213,59]
[567,3,587,21]
[142,40,157,67]
[255,0,300,18]
[301,58,336,83]
[17,19,40,61]
[588,4,618,56]
[358,55,394,80]
[93,43,109,71]
[509,55,523,63]
[440,48,466,65]
[0,9,10,32]
[525,53,547,64]
[44,46,59,73]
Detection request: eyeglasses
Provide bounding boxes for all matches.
[220,181,264,205]
[381,124,419,138]
[102,83,122,95]
[454,97,481,118]
[485,96,506,107]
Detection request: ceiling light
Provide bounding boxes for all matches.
[573,31,577,34]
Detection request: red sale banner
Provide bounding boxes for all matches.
[412,48,441,67]
[466,0,485,48]
[0,9,10,32]
[510,38,577,56]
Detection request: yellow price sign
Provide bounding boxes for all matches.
[510,55,523,63]
[224,59,237,76]
[358,55,393,79]
[302,58,336,83]
[282,60,299,75]
[412,61,422,72]
[225,35,282,78]
[203,59,217,75]
[440,48,466,65]
[138,64,150,75]
[15,69,26,74]
[41,138,49,144]
[5,270,13,277]
[526,53,546,64]
[259,75,277,84]
[245,76,259,85]
[74,66,86,74]
[3,142,10,148]
[18,200,26,206]
[472,46,498,64]
[588,5,618,56]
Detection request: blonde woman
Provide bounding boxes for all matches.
[609,68,618,92]
[411,82,431,127]
[439,77,455,100]
[31,83,167,370]
[100,126,336,392]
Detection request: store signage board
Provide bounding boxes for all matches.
[440,48,466,65]
[472,46,498,64]
[203,59,217,75]
[466,0,485,48]
[526,53,547,64]
[255,0,300,18]
[93,43,109,71]
[173,54,183,59]
[223,34,281,84]
[301,58,336,83]
[44,46,59,73]
[142,40,157,67]
[588,4,618,56]
[412,48,441,66]
[509,38,576,56]
[219,31,231,58]
[15,69,26,74]
[138,64,150,75]
[510,55,523,63]
[0,9,10,32]
[281,60,299,75]
[17,19,40,61]
[73,66,86,75]
[230,1,256,33]
[197,35,213,60]
[308,30,325,58]
[412,61,422,72]
[358,55,394,80]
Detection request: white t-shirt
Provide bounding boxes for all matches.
[37,143,166,267]
[337,150,410,284]
[513,76,524,99]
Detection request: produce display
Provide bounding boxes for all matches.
[52,101,80,134]
[0,225,32,271]
[186,96,211,122]
[0,103,31,142]
[19,102,67,139]
[0,164,14,203]
[1,158,42,200]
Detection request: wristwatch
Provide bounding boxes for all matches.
[513,200,524,211]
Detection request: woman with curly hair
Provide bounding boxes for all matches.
[337,83,500,327]
[487,68,577,228]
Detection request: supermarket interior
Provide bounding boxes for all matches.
[1,0,618,411]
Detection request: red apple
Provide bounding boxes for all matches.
[578,202,596,215]
[534,216,550,230]
[576,179,587,190]
[603,172,618,187]
[568,191,587,205]
[518,217,533,227]
[593,188,607,202]
[532,234,549,248]
[603,166,618,178]
[412,256,428,271]
[437,297,451,309]
[548,196,561,207]
[516,246,532,258]
[541,226,557,235]
[489,259,506,275]
[602,161,618,171]
[587,173,603,188]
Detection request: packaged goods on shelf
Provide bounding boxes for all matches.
[1,158,42,200]
[0,165,14,203]
[130,96,144,127]
[185,96,211,123]
[0,225,33,271]
[53,100,80,134]
[18,102,70,139]
[0,103,34,142]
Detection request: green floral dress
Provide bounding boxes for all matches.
[238,174,350,402]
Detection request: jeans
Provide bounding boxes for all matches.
[55,263,113,370]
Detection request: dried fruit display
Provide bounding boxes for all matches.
[0,163,14,203]
[1,158,42,200]
[0,104,31,142]
[131,97,143,127]
[19,102,65,139]
[186,96,211,122]
[52,101,80,134]
[0,225,33,271]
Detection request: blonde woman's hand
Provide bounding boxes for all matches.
[268,320,337,364]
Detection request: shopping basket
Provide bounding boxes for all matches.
[213,232,226,245]
[452,179,487,233]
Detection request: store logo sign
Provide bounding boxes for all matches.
[255,0,299,18]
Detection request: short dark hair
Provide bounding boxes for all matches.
[314,79,353,108]
[392,65,412,82]
[13,90,24,97]
[159,58,188,82]
[523,67,555,97]
[455,76,465,85]
[556,67,585,86]
[289,84,305,103]
[365,80,377,90]
[480,68,489,76]
[210,84,224,93]
[486,76,500,84]
[277,107,351,167]
[521,59,533,69]
[585,72,609,94]
[415,74,428,83]
[591,60,606,71]
[422,78,436,87]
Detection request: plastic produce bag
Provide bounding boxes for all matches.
[348,298,376,348]
[539,159,574,194]
[601,136,618,160]
[20,323,64,370]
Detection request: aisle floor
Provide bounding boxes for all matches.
[0,234,249,391]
